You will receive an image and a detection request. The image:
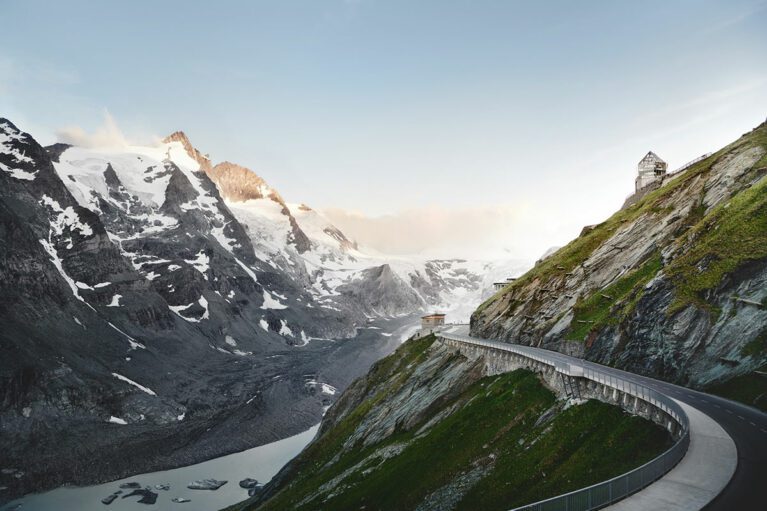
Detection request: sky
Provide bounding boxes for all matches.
[1,0,766,260]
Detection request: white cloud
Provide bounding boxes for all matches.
[322,203,578,261]
[55,110,131,148]
[55,110,161,149]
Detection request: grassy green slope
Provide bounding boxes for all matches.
[247,338,670,511]
[457,398,670,510]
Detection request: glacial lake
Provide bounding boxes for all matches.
[4,424,319,511]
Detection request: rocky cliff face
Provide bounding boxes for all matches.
[206,160,312,253]
[164,130,312,254]
[235,335,669,511]
[0,119,415,501]
[0,117,527,502]
[472,122,767,388]
[162,132,520,323]
[54,128,349,343]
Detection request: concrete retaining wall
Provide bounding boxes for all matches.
[439,336,684,439]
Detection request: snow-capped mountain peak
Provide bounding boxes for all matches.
[50,124,530,329]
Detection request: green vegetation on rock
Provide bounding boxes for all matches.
[475,122,767,331]
[665,174,767,313]
[242,338,670,511]
[705,364,767,413]
[476,150,706,318]
[741,328,767,358]
[567,254,662,341]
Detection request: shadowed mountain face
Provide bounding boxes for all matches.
[0,118,524,502]
[0,119,408,501]
[472,122,767,389]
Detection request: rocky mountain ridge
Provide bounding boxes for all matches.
[472,121,767,390]
[159,129,529,324]
[0,117,524,502]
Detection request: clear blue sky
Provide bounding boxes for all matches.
[2,0,766,258]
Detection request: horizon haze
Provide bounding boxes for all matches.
[2,0,766,260]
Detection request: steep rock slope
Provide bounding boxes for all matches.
[0,119,408,501]
[163,131,312,253]
[52,135,348,342]
[231,335,669,511]
[472,121,767,388]
[162,133,530,322]
[0,116,526,501]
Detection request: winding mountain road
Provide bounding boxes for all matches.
[442,325,767,510]
[614,367,766,510]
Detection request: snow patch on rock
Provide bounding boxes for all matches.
[112,372,156,396]
[261,290,287,310]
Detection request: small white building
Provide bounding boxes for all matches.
[635,151,667,192]
[421,313,446,330]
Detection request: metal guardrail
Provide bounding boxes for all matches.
[436,332,690,511]
[669,152,712,175]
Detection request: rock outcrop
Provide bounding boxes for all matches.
[472,121,767,388]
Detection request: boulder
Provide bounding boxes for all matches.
[238,478,259,489]
[186,479,227,490]
[101,493,118,505]
[121,488,158,504]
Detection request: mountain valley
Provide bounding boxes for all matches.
[0,118,523,502]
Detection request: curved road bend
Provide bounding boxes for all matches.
[442,325,767,510]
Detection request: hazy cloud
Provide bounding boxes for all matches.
[56,110,131,148]
[322,203,575,261]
